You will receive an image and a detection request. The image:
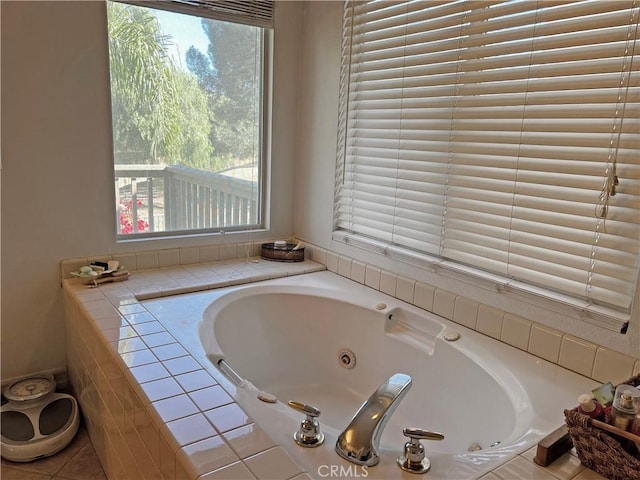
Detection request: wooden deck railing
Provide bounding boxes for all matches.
[115,164,258,234]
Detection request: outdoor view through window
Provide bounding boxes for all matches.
[107,1,264,237]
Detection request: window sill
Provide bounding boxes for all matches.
[332,231,631,334]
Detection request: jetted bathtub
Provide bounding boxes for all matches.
[199,271,596,479]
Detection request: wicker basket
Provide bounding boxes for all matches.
[564,374,640,480]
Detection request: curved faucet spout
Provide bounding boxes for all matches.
[336,373,412,467]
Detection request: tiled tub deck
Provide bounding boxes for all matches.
[64,256,619,480]
[64,257,323,480]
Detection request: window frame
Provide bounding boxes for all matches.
[108,0,273,241]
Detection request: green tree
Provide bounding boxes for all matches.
[186,20,261,167]
[107,2,212,167]
[171,68,219,170]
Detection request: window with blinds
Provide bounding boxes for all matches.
[334,0,640,324]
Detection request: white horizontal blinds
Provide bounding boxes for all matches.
[442,0,640,307]
[585,2,640,309]
[335,1,354,238]
[121,1,274,28]
[504,1,639,309]
[335,0,640,312]
[337,1,458,253]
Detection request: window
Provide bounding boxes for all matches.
[335,1,640,329]
[107,0,272,237]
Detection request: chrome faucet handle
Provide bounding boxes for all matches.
[397,427,445,474]
[288,400,325,447]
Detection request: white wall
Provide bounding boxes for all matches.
[294,2,342,243]
[294,1,640,357]
[1,0,303,381]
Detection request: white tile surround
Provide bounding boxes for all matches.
[301,242,640,387]
[62,241,639,480]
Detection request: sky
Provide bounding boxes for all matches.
[154,9,211,70]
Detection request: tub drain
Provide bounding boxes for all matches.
[338,349,356,369]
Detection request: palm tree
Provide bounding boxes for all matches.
[107,2,186,164]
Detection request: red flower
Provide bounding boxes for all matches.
[119,200,149,234]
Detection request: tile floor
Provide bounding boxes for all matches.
[0,422,106,480]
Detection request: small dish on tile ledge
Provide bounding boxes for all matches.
[260,241,305,262]
[71,261,130,286]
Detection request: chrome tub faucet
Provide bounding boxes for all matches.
[336,373,412,467]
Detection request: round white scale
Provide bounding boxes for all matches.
[1,375,80,462]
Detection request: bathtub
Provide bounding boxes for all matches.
[199,271,596,479]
